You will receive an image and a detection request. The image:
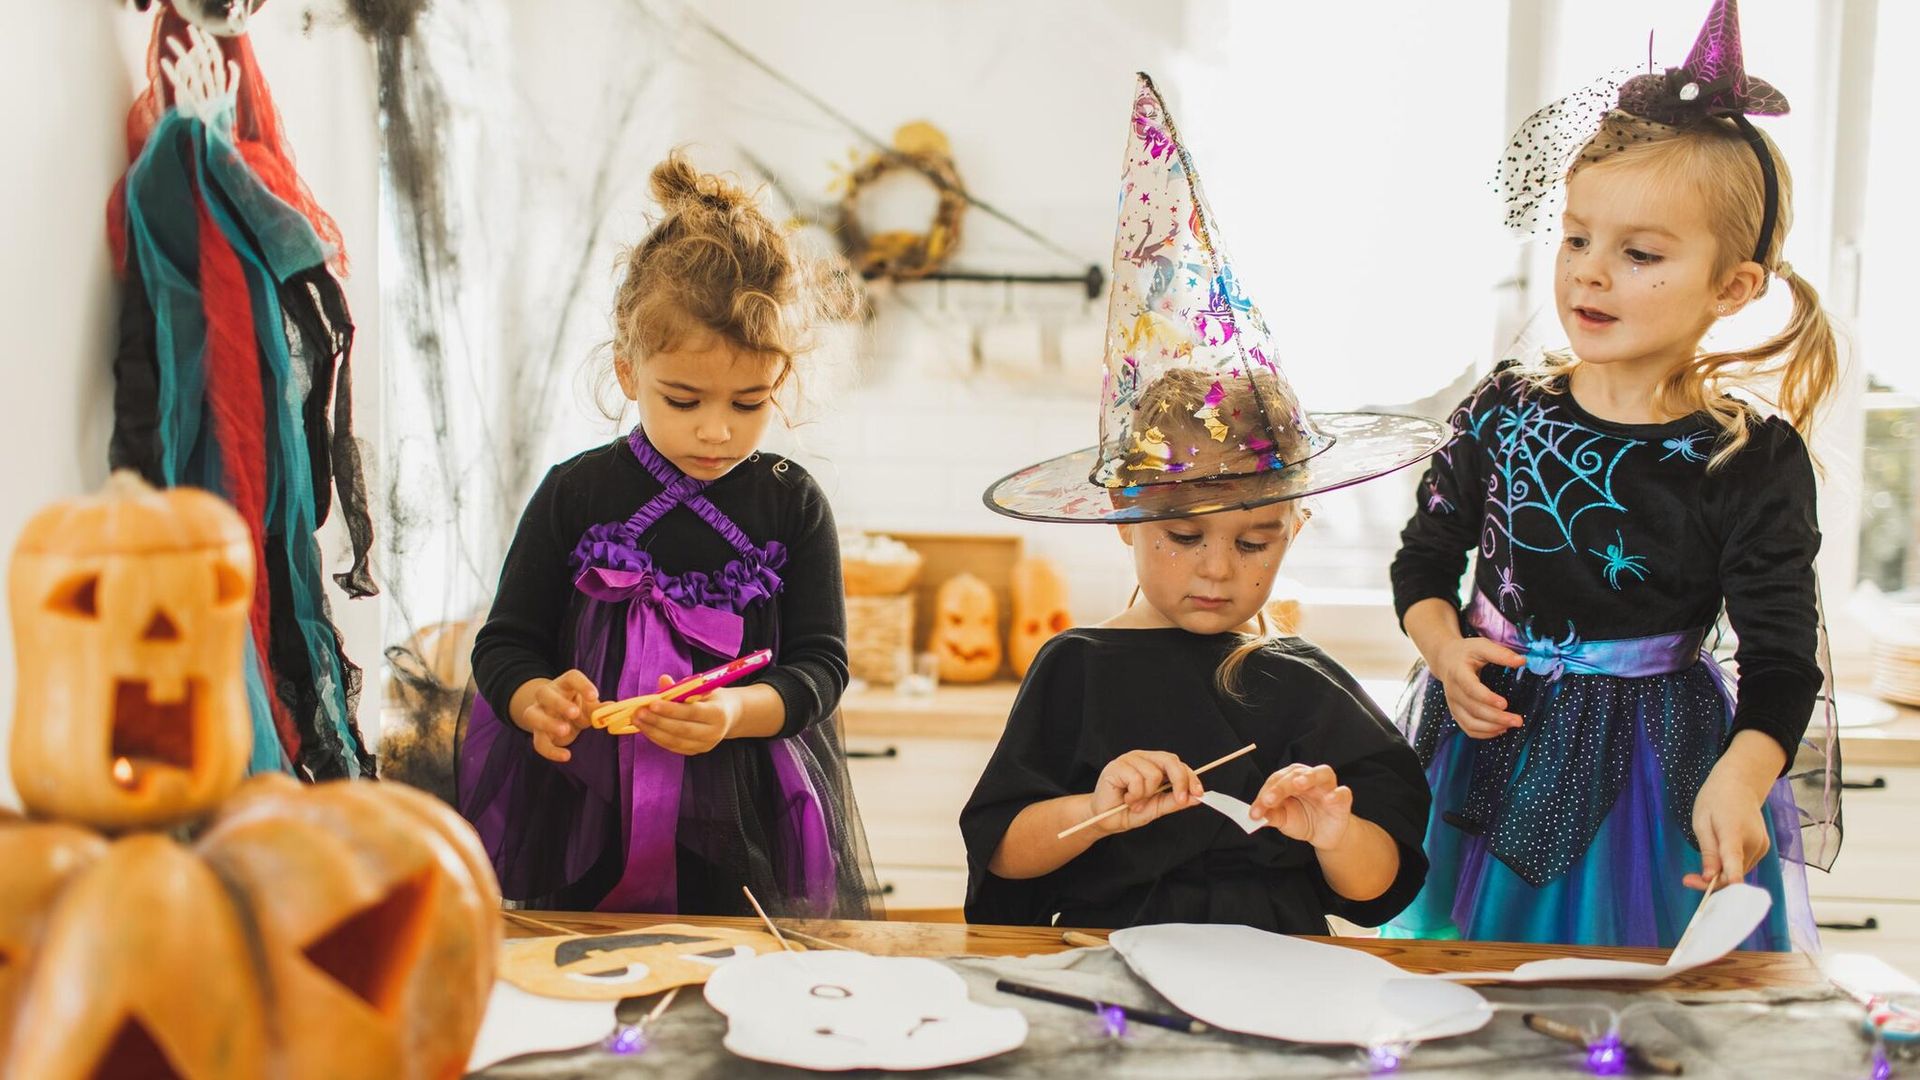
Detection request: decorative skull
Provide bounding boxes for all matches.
[9,472,255,832]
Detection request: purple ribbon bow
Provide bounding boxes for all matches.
[574,564,744,913]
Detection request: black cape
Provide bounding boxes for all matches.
[960,628,1431,933]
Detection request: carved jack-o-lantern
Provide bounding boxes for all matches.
[194,773,498,1080]
[9,472,255,832]
[5,833,271,1080]
[501,924,787,1001]
[1,776,499,1080]
[929,573,1001,683]
[0,476,502,1079]
[1008,558,1071,678]
[0,813,107,1067]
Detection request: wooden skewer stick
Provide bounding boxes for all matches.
[646,985,681,1024]
[741,886,799,953]
[501,909,582,937]
[1056,742,1259,840]
[779,926,856,952]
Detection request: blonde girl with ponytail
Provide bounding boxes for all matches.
[1387,0,1838,952]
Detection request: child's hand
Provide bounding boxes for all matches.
[1685,736,1779,891]
[510,670,600,763]
[1089,750,1203,835]
[1252,763,1354,850]
[1431,637,1525,739]
[628,674,742,756]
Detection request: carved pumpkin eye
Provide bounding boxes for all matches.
[301,870,435,1016]
[214,562,248,606]
[46,573,101,619]
[1049,613,1071,632]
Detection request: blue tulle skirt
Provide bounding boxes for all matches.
[1383,666,1815,952]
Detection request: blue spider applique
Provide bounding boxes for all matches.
[1660,430,1710,463]
[1587,530,1649,590]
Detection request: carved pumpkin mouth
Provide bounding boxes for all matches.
[943,644,995,662]
[110,678,201,789]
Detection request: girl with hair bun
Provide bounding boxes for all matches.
[460,152,876,917]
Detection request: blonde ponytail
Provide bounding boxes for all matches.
[1542,111,1842,471]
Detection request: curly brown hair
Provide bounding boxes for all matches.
[603,152,809,412]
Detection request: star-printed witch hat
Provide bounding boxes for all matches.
[983,73,1445,524]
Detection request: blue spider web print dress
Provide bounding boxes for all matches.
[1383,362,1840,951]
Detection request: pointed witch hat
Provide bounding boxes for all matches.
[983,73,1445,524]
[1617,0,1788,122]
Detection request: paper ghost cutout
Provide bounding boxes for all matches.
[704,951,1028,1070]
[501,924,787,1001]
[1110,922,1491,1046]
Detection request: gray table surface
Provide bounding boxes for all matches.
[472,945,1884,1079]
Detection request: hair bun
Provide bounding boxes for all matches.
[650,151,749,214]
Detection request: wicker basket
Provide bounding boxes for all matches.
[848,594,915,684]
[844,553,924,597]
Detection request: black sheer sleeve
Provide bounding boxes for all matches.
[754,464,851,738]
[960,637,1084,926]
[1391,370,1499,626]
[1710,418,1824,768]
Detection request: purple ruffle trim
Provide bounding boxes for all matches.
[572,524,787,614]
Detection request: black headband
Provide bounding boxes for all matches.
[1729,114,1780,265]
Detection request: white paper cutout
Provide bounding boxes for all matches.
[466,983,616,1071]
[1825,952,1920,998]
[1109,923,1492,1046]
[1200,790,1263,833]
[1437,883,1774,983]
[703,951,1028,1071]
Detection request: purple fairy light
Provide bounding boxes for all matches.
[1585,1032,1627,1075]
[1367,1041,1405,1073]
[1098,1004,1128,1039]
[1871,1043,1892,1080]
[604,1024,649,1055]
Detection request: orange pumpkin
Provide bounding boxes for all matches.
[0,814,107,1066]
[9,472,255,831]
[1008,558,1071,678]
[0,475,503,1079]
[929,573,1001,683]
[4,833,271,1080]
[197,774,498,1080]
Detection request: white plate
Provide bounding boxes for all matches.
[1108,923,1490,1046]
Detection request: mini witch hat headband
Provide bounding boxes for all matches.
[1500,0,1787,266]
[982,74,1444,524]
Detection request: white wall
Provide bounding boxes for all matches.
[0,2,381,808]
[0,2,131,808]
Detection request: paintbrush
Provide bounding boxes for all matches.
[1056,743,1258,839]
[995,977,1210,1035]
[1521,1013,1684,1075]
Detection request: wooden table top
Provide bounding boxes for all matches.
[503,910,1824,995]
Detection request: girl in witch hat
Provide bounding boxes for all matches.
[960,74,1447,933]
[1386,0,1841,950]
